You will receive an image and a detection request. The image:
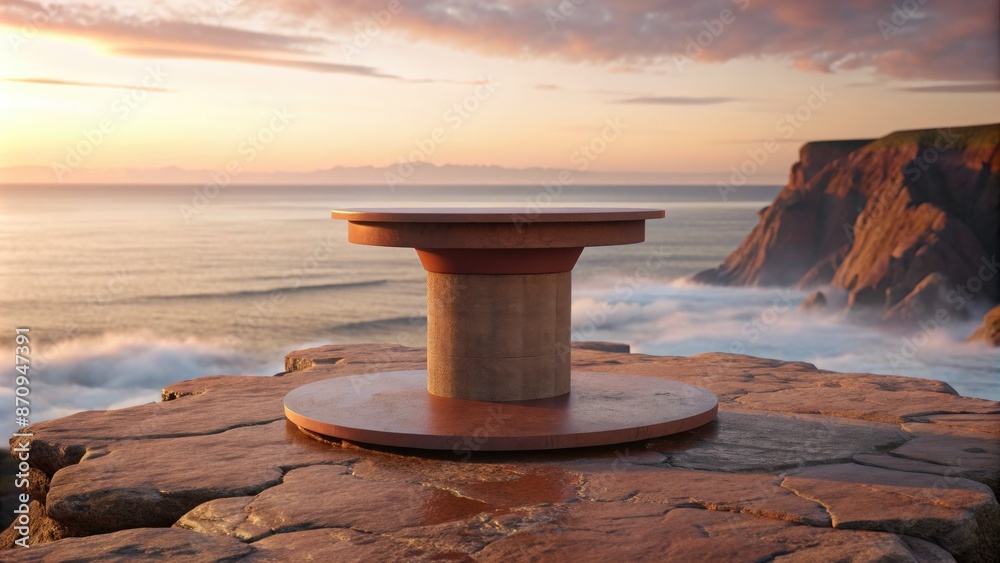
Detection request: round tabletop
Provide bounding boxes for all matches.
[332,207,665,255]
[331,207,664,223]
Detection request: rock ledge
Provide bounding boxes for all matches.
[3,343,998,562]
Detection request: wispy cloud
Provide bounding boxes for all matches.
[1,77,174,92]
[619,96,738,105]
[2,0,996,82]
[113,48,395,78]
[260,0,997,81]
[0,1,325,55]
[0,0,393,79]
[898,82,999,93]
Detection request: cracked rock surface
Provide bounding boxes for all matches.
[3,343,998,561]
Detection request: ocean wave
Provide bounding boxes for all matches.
[570,283,1000,401]
[666,276,706,289]
[0,333,281,436]
[330,316,427,332]
[133,280,387,302]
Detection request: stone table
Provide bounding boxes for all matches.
[284,208,718,450]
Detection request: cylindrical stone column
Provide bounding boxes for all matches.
[426,271,571,401]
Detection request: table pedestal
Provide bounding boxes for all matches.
[428,271,571,401]
[284,208,718,452]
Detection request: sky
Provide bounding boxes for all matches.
[0,0,998,184]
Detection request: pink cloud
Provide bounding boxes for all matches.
[2,0,995,81]
[265,0,996,80]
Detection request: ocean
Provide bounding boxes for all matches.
[1,184,997,435]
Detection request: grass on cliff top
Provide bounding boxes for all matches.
[870,123,1000,149]
[801,123,999,153]
[802,138,876,151]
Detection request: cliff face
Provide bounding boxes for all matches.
[969,305,1000,346]
[695,124,1000,324]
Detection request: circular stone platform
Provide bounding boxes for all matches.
[285,370,719,451]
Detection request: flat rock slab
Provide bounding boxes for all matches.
[920,413,1000,434]
[46,420,356,535]
[0,528,252,562]
[736,386,999,424]
[477,504,944,562]
[3,343,998,561]
[890,434,1000,491]
[781,463,1000,561]
[647,409,908,472]
[241,528,488,562]
[580,465,833,526]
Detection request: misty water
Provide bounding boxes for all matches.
[1,184,997,434]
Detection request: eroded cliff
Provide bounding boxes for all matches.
[695,124,1000,331]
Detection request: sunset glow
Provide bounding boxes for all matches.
[1,0,997,184]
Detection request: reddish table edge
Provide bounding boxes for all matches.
[284,371,720,451]
[331,208,665,223]
[286,404,718,451]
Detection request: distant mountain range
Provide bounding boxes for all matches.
[0,163,710,186]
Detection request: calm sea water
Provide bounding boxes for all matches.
[1,184,997,431]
